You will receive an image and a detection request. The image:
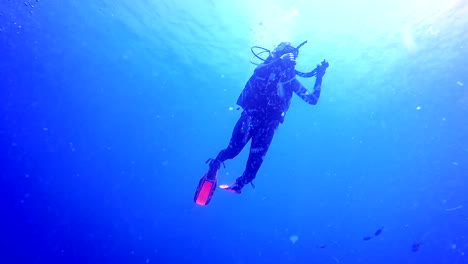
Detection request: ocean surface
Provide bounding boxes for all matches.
[1,0,467,263]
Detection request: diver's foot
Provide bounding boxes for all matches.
[206,159,221,181]
[208,158,221,171]
[220,181,242,194]
[206,170,218,181]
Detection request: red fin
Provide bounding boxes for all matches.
[194,173,217,206]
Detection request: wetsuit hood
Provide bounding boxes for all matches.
[250,41,318,78]
[271,42,297,58]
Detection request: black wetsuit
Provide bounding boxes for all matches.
[212,56,324,189]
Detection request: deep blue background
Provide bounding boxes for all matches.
[1,0,467,263]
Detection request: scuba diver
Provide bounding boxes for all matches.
[194,41,329,206]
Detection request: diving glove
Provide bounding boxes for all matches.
[316,60,329,77]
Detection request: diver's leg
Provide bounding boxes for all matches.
[234,119,280,191]
[209,111,253,171]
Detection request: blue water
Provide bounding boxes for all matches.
[1,0,467,263]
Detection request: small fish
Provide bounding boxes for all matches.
[411,243,422,252]
[363,236,373,241]
[374,227,384,236]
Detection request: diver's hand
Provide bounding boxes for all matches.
[316,59,329,77]
[280,53,296,65]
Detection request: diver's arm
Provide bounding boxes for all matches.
[254,53,295,75]
[294,60,328,105]
[254,58,284,75]
[293,77,322,105]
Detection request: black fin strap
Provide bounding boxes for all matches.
[205,158,225,168]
